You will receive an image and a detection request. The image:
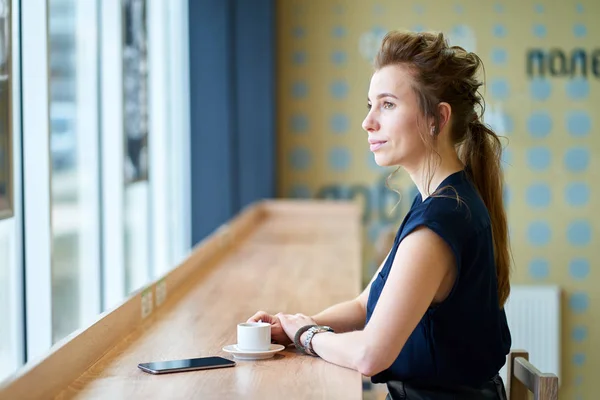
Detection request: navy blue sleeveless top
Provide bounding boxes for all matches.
[365,169,511,388]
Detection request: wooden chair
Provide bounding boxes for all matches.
[506,350,559,400]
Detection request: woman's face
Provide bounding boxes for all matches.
[362,64,428,170]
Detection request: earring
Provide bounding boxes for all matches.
[430,126,435,135]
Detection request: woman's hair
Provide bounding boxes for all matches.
[374,30,511,308]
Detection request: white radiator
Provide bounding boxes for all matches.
[500,284,561,383]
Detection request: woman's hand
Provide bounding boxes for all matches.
[246,311,292,346]
[278,313,318,344]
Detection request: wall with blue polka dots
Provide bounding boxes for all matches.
[276,1,597,398]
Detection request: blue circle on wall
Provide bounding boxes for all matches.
[566,78,589,100]
[288,184,311,199]
[412,24,426,33]
[533,24,547,38]
[573,353,586,366]
[501,113,514,135]
[292,51,307,66]
[290,114,309,134]
[491,48,507,65]
[368,220,390,243]
[527,111,552,138]
[566,111,591,137]
[332,51,347,66]
[372,26,387,37]
[527,221,551,246]
[329,147,351,171]
[572,325,587,342]
[407,185,419,202]
[373,4,385,15]
[526,183,551,208]
[493,24,507,38]
[567,220,591,246]
[534,4,545,13]
[330,113,349,134]
[526,147,551,171]
[490,78,509,100]
[292,81,308,98]
[529,258,549,279]
[367,151,380,171]
[332,26,347,38]
[292,26,306,38]
[530,78,552,101]
[289,147,311,171]
[570,292,589,312]
[330,80,349,99]
[569,258,590,279]
[565,182,589,207]
[413,4,425,14]
[503,185,511,205]
[576,3,584,13]
[564,147,590,172]
[494,3,504,13]
[501,148,512,167]
[454,4,464,14]
[573,24,587,38]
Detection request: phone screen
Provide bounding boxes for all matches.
[138,356,236,374]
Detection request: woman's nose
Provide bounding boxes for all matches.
[362,112,379,132]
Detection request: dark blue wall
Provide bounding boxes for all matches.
[189,0,275,245]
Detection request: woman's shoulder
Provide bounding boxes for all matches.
[412,183,490,233]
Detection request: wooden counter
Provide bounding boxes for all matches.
[0,200,364,400]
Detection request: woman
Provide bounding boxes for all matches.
[248,30,512,399]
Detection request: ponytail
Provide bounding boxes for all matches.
[460,120,511,308]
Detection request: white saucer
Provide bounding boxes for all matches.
[222,344,285,360]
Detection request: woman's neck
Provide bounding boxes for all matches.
[407,153,464,201]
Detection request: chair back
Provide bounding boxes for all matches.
[506,350,559,400]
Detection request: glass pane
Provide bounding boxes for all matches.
[123,0,148,184]
[48,0,100,344]
[125,182,149,292]
[0,0,12,219]
[0,0,18,381]
[123,0,150,293]
[0,221,19,382]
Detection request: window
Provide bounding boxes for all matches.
[48,0,101,344]
[0,0,24,382]
[0,0,190,376]
[0,0,11,219]
[123,0,151,293]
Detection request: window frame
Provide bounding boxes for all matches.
[22,0,53,359]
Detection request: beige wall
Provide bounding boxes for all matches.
[276,0,598,398]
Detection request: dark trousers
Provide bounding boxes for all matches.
[385,374,507,400]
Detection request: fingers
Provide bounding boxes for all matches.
[248,310,302,324]
[247,311,288,325]
[247,311,271,323]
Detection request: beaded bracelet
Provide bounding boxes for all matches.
[293,324,317,355]
[294,324,335,356]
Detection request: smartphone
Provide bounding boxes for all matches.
[138,356,236,374]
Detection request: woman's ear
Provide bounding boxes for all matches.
[437,102,452,133]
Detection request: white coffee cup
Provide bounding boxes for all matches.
[237,322,271,351]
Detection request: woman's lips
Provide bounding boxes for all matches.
[369,139,387,152]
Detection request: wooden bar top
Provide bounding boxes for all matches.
[0,200,364,400]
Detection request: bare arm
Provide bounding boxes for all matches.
[311,299,366,333]
[311,252,389,333]
[249,252,390,345]
[293,227,453,376]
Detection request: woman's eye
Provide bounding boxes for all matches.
[383,101,394,109]
[367,103,372,109]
